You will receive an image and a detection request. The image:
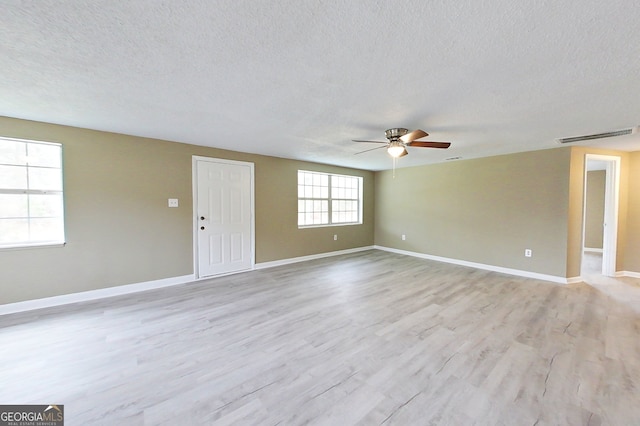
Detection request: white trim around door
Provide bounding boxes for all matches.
[192,156,255,279]
[582,154,621,277]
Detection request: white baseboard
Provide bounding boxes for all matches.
[374,246,574,285]
[566,276,584,284]
[254,246,374,270]
[583,247,604,253]
[0,274,195,316]
[621,271,640,279]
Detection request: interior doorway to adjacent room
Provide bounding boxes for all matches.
[581,154,621,278]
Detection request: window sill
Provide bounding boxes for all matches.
[0,241,66,251]
[298,222,362,229]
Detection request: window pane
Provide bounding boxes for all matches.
[0,141,26,165]
[29,194,63,218]
[0,218,29,244]
[0,194,28,218]
[0,165,28,189]
[28,167,63,191]
[30,218,64,241]
[27,143,61,167]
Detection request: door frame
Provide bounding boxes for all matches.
[192,155,255,279]
[582,154,621,277]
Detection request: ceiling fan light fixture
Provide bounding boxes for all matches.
[387,141,405,158]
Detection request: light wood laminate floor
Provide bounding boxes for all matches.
[1,250,639,425]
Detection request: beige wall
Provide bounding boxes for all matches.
[0,116,374,304]
[374,146,637,279]
[374,148,573,277]
[625,151,640,273]
[584,170,605,249]
[2,114,638,306]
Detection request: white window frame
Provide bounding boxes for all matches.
[298,170,363,228]
[0,136,65,249]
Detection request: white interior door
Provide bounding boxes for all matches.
[194,157,254,278]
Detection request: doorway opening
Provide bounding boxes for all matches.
[581,154,620,278]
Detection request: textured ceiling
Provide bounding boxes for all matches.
[1,1,639,170]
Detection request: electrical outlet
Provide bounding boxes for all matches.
[168,198,179,208]
[333,234,338,241]
[402,234,406,241]
[525,249,532,257]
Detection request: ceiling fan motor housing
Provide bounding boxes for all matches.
[385,128,409,140]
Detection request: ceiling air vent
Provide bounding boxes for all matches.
[557,127,637,144]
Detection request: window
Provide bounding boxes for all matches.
[298,170,362,227]
[0,137,65,248]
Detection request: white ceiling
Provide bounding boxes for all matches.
[1,1,639,171]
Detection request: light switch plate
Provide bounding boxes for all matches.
[168,198,179,208]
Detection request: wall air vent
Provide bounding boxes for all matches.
[557,127,637,144]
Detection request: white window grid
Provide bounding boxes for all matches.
[298,170,362,227]
[0,137,65,248]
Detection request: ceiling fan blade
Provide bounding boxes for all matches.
[354,145,387,155]
[400,129,428,143]
[408,141,451,149]
[399,148,409,157]
[352,139,388,144]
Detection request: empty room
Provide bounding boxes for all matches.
[1,2,639,425]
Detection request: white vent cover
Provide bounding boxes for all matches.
[557,127,638,144]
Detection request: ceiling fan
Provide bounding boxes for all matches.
[353,128,451,158]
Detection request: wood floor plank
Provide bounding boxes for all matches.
[1,250,639,425]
